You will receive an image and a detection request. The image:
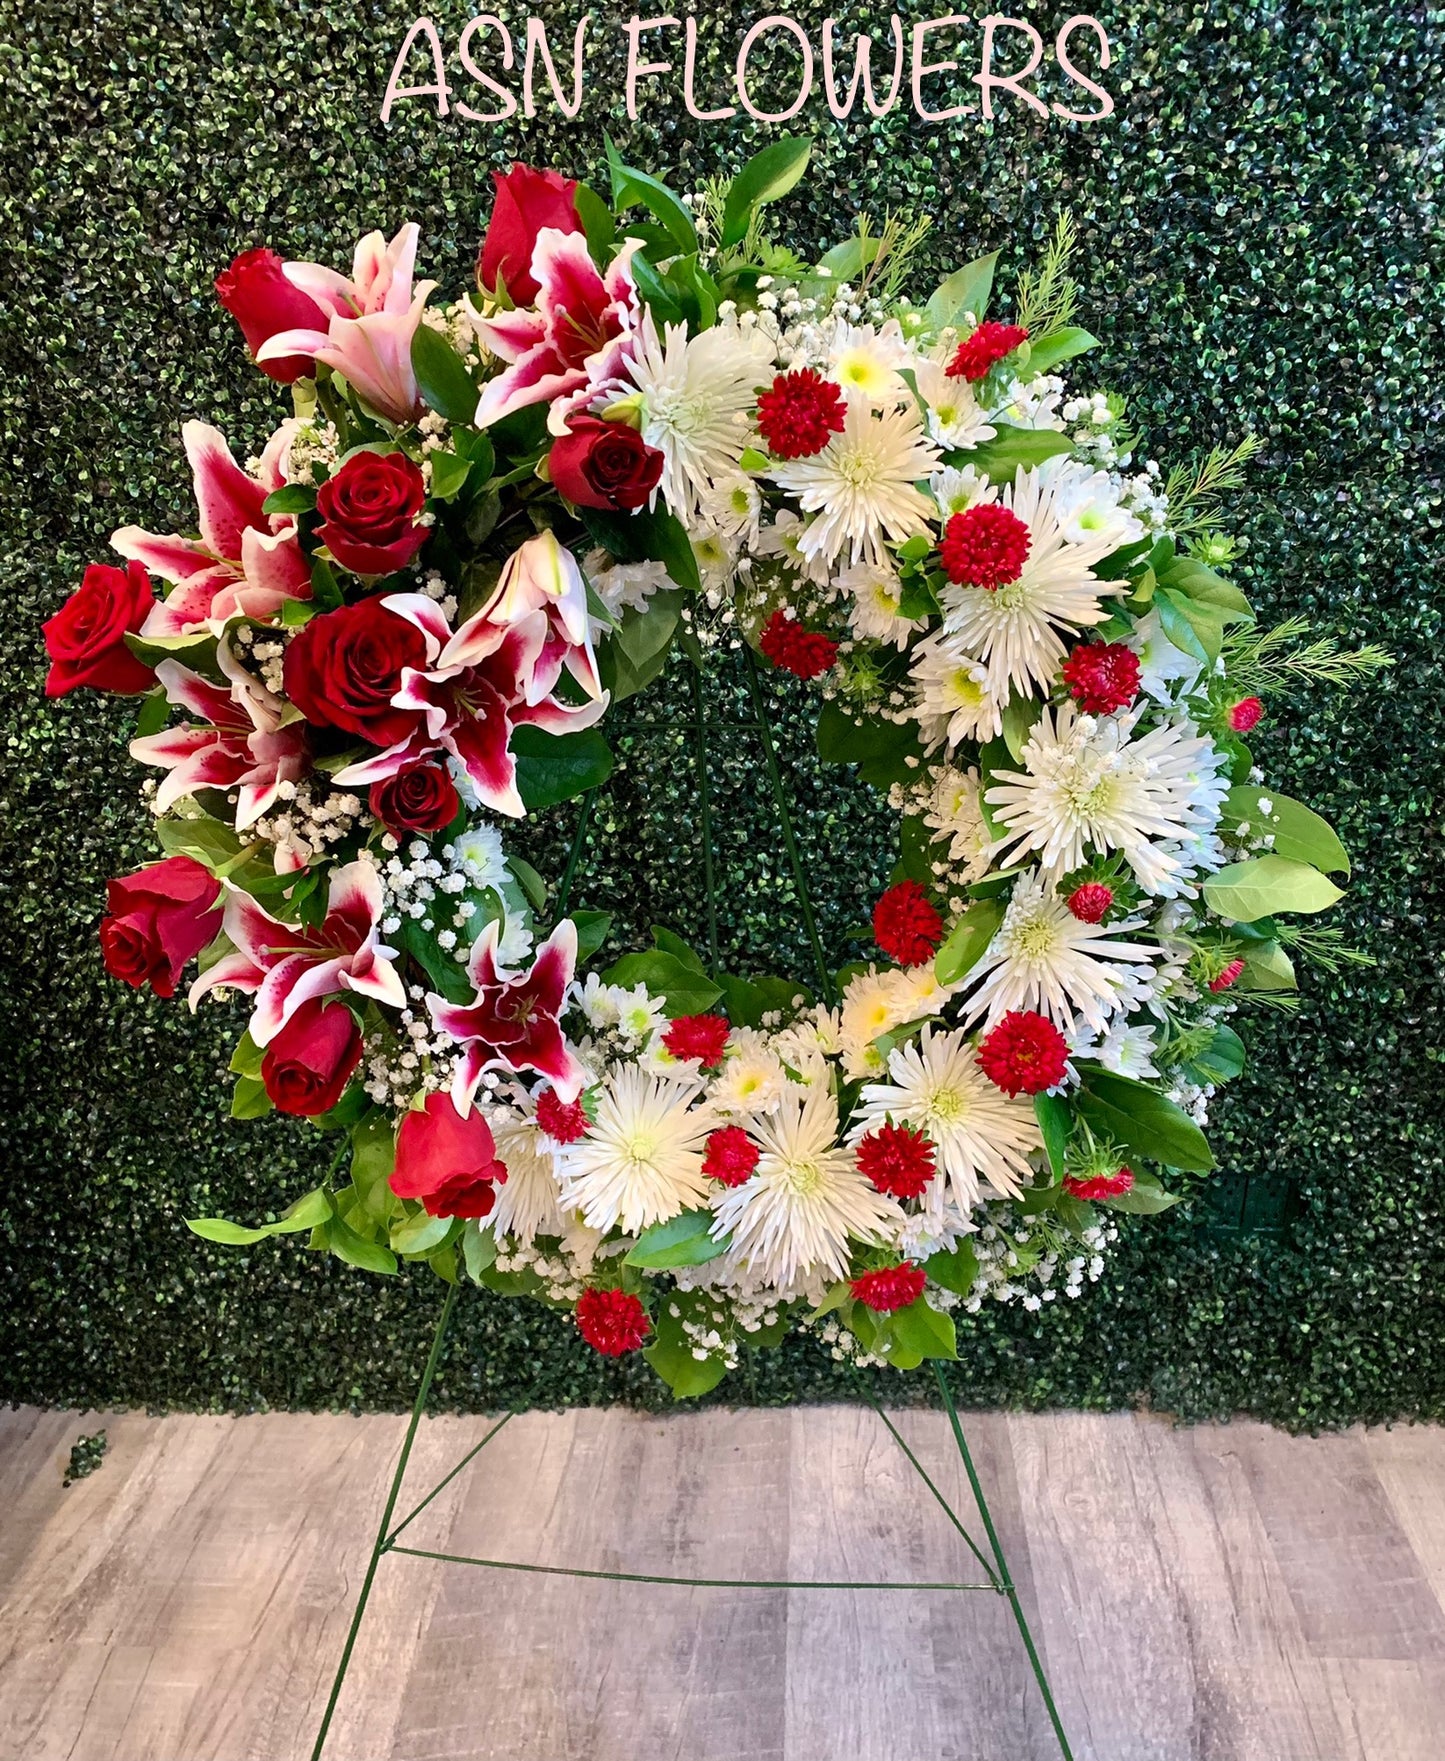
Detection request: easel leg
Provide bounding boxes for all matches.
[310,1282,459,1761]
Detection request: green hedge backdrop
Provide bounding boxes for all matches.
[2,1,1441,1427]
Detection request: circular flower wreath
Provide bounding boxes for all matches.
[46,141,1386,1396]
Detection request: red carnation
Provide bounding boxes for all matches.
[576,1287,650,1356]
[43,560,157,698]
[390,1091,509,1219]
[535,1087,590,1144]
[1064,1166,1135,1201]
[855,1123,937,1200]
[260,996,363,1117]
[873,880,944,968]
[977,1011,1069,1096]
[662,1013,731,1068]
[478,164,583,308]
[315,450,428,578]
[1229,696,1264,733]
[758,609,838,680]
[548,415,664,512]
[850,1262,927,1313]
[369,762,458,837]
[703,1125,760,1188]
[214,247,332,384]
[755,368,847,459]
[283,598,429,748]
[1066,882,1114,924]
[98,854,223,998]
[1209,958,1246,993]
[1062,642,1141,715]
[947,321,1029,382]
[939,504,1031,590]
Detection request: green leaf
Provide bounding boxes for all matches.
[1182,1024,1247,1086]
[428,450,472,501]
[1222,788,1350,877]
[721,136,811,248]
[411,325,479,424]
[875,1298,958,1369]
[816,699,927,789]
[605,138,698,258]
[601,950,722,1017]
[1155,586,1220,665]
[642,1289,730,1399]
[310,556,344,610]
[1158,555,1253,619]
[187,1216,276,1246]
[1203,855,1344,923]
[186,1186,333,1246]
[651,926,708,973]
[923,1240,979,1296]
[349,1109,398,1224]
[571,909,612,965]
[934,898,1004,986]
[925,252,999,331]
[1076,1071,1214,1173]
[1240,940,1298,992]
[228,1029,265,1080]
[1020,326,1099,377]
[573,181,617,263]
[1034,1093,1071,1179]
[230,1073,273,1120]
[1000,690,1044,763]
[325,1216,399,1276]
[512,725,614,811]
[507,855,548,914]
[155,814,244,870]
[624,1206,729,1270]
[131,687,170,739]
[955,423,1075,484]
[261,483,317,515]
[714,972,809,1029]
[390,1208,455,1256]
[462,1219,499,1283]
[1105,1173,1186,1214]
[396,914,473,1006]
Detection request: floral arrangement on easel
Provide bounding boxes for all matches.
[44,139,1386,1395]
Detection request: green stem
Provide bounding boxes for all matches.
[689,658,721,975]
[386,1413,514,1547]
[865,1394,1001,1589]
[555,788,596,922]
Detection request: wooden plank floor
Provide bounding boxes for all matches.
[2,1406,1444,1760]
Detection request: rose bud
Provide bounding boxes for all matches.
[43,560,157,697]
[98,855,223,998]
[214,247,332,384]
[368,762,459,836]
[548,416,664,512]
[390,1092,509,1220]
[282,598,429,748]
[478,164,583,307]
[259,996,364,1116]
[314,451,429,578]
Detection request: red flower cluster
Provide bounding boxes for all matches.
[939,504,1031,589]
[1208,958,1246,993]
[850,1262,927,1313]
[947,321,1029,382]
[1066,882,1115,924]
[1064,1166,1135,1201]
[703,1125,760,1187]
[662,1012,731,1068]
[576,1287,650,1356]
[873,880,944,968]
[1061,642,1141,715]
[1229,696,1264,732]
[855,1123,937,1200]
[977,1011,1069,1096]
[758,609,838,680]
[390,1092,509,1219]
[535,1087,590,1144]
[755,368,848,459]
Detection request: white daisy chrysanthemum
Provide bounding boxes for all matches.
[613,983,670,1048]
[836,560,924,648]
[913,358,998,451]
[923,764,995,881]
[711,1085,901,1287]
[852,1024,1041,1210]
[493,911,535,968]
[451,824,509,892]
[929,464,996,520]
[754,508,834,587]
[910,632,1005,746]
[963,873,1159,1034]
[770,394,940,568]
[489,1112,569,1244]
[690,522,740,593]
[553,1065,713,1234]
[823,317,913,403]
[985,703,1229,894]
[1071,1018,1161,1079]
[709,1028,790,1117]
[1128,606,1205,703]
[1051,467,1146,550]
[702,473,763,547]
[575,972,625,1030]
[627,312,776,518]
[940,462,1126,698]
[839,967,926,1053]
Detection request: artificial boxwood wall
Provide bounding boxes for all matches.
[1,0,1441,1427]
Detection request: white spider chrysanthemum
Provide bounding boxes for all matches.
[690,522,740,594]
[852,1024,1041,1210]
[489,1113,568,1244]
[924,764,995,881]
[836,560,924,647]
[611,983,670,1047]
[709,1028,790,1117]
[911,632,1005,746]
[770,394,940,567]
[554,1066,712,1234]
[711,1085,901,1287]
[940,462,1125,698]
[913,358,998,451]
[986,703,1228,894]
[627,313,775,518]
[964,873,1159,1033]
[451,824,509,892]
[583,550,669,621]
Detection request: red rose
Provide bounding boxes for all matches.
[260,997,363,1116]
[98,855,223,998]
[315,451,429,578]
[43,561,156,698]
[478,164,583,307]
[368,762,459,836]
[283,598,429,748]
[390,1091,509,1219]
[547,417,664,512]
[214,247,331,384]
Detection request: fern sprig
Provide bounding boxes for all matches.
[1162,436,1263,533]
[1273,924,1376,974]
[1223,617,1394,695]
[1014,214,1079,339]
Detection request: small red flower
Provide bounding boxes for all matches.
[1066,882,1115,924]
[1063,1166,1135,1201]
[947,321,1029,382]
[977,1011,1070,1096]
[873,880,944,968]
[1229,696,1264,733]
[535,1087,590,1144]
[755,368,847,459]
[703,1125,760,1188]
[939,504,1032,589]
[855,1123,937,1200]
[1208,958,1246,993]
[662,1013,731,1068]
[576,1287,651,1356]
[1062,642,1142,715]
[758,609,839,680]
[850,1262,928,1313]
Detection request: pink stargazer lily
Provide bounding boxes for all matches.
[332,592,608,818]
[471,230,641,429]
[257,224,435,425]
[480,530,602,703]
[430,917,587,1107]
[113,421,310,637]
[190,859,404,1045]
[130,649,309,845]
